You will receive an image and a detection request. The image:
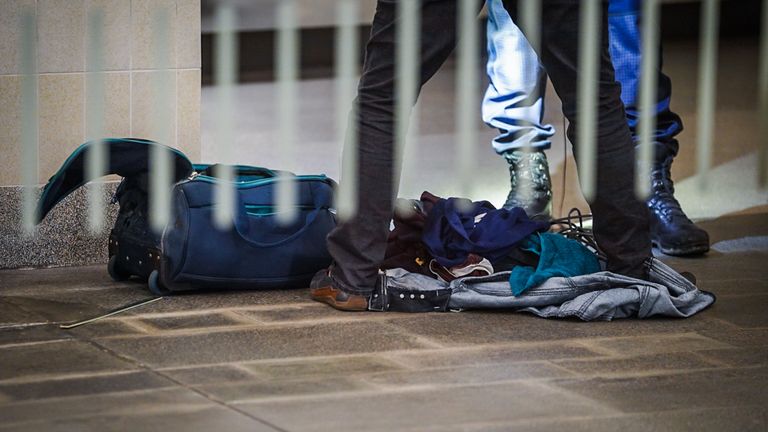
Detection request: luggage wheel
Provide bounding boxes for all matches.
[148,270,172,296]
[108,255,131,281]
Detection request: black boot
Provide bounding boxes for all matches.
[647,154,710,256]
[503,149,552,220]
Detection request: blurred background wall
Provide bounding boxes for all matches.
[199,0,761,84]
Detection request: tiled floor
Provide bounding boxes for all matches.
[1,211,767,431]
[2,35,767,431]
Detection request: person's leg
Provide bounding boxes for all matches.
[317,0,479,309]
[503,0,651,277]
[607,0,709,256]
[483,0,555,218]
[607,0,681,148]
[483,0,554,152]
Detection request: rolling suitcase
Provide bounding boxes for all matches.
[36,139,194,285]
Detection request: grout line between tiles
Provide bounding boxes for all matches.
[67,330,288,432]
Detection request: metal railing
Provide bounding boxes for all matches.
[14,0,767,235]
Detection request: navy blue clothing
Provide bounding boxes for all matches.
[422,198,549,268]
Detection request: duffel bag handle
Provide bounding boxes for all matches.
[232,203,325,248]
[194,164,279,180]
[230,180,331,248]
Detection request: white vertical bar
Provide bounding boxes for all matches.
[577,0,600,202]
[518,0,541,53]
[86,8,107,234]
[150,9,173,232]
[275,0,299,225]
[21,9,38,234]
[214,5,237,230]
[759,0,768,188]
[395,0,420,198]
[696,0,720,190]
[516,0,542,209]
[636,0,660,200]
[335,0,360,221]
[456,0,478,207]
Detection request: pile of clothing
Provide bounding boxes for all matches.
[373,192,715,321]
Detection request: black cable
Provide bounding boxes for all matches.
[557,115,567,218]
[549,208,607,262]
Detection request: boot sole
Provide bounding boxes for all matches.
[652,241,710,257]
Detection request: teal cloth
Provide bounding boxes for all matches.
[509,232,601,296]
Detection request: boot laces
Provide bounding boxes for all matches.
[508,151,552,197]
[649,159,690,222]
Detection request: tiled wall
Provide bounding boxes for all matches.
[200,0,378,33]
[0,0,201,187]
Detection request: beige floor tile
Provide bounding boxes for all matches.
[177,69,201,159]
[0,75,24,186]
[38,73,85,182]
[85,0,131,71]
[176,0,201,69]
[97,71,131,138]
[131,0,177,70]
[131,70,177,146]
[0,0,36,75]
[38,0,85,73]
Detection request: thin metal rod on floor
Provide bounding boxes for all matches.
[149,8,173,233]
[577,0,600,202]
[86,8,107,234]
[20,8,38,235]
[59,297,163,329]
[214,4,237,230]
[275,0,299,225]
[335,0,360,221]
[696,0,720,190]
[636,0,661,200]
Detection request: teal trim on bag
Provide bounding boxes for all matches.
[188,174,332,189]
[244,204,319,216]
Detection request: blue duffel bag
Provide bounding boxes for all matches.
[36,138,337,296]
[156,164,336,294]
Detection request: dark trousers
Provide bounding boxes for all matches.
[327,0,652,295]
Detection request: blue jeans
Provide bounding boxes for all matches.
[484,0,683,160]
[483,0,555,153]
[371,258,715,320]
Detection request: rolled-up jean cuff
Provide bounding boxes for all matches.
[496,141,552,154]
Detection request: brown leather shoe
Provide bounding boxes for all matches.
[309,270,368,312]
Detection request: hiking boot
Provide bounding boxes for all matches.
[310,268,368,311]
[647,155,710,256]
[502,149,552,221]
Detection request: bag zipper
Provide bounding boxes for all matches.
[180,173,332,189]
